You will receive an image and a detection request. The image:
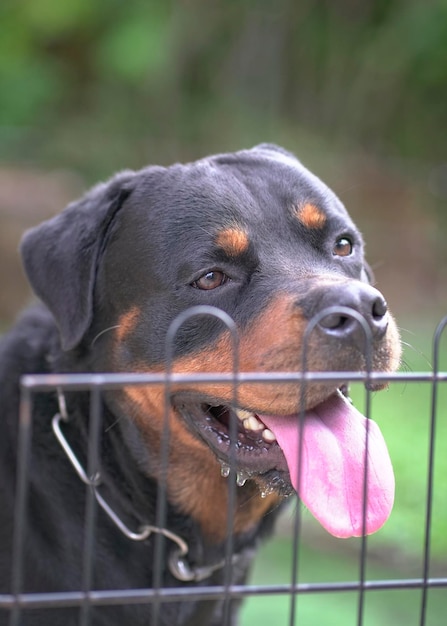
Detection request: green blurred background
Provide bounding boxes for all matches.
[0,1,446,624]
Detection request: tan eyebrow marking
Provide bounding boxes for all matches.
[295,203,327,229]
[115,306,140,343]
[215,227,250,256]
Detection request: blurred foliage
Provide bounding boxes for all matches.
[1,0,447,179]
[1,1,447,607]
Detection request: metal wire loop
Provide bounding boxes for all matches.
[51,412,101,487]
[164,304,239,371]
[302,305,374,372]
[52,406,196,582]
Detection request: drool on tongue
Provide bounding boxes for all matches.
[261,392,394,538]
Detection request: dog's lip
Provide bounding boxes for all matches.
[171,386,347,488]
[171,392,291,479]
[171,385,361,504]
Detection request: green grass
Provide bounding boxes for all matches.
[241,536,446,625]
[241,323,447,625]
[349,382,447,560]
[366,321,447,558]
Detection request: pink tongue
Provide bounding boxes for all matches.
[261,393,394,538]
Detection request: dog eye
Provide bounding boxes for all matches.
[192,271,229,290]
[333,236,353,257]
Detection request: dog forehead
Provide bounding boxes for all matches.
[131,146,348,233]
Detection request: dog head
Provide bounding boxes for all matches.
[21,144,401,540]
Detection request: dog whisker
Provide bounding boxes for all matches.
[91,325,120,347]
[104,417,122,433]
[399,338,432,369]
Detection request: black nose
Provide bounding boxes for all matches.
[309,281,389,350]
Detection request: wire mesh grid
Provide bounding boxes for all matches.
[1,306,447,626]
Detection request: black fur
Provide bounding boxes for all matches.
[0,145,396,625]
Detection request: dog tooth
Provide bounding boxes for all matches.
[262,428,276,443]
[236,409,254,421]
[243,416,263,431]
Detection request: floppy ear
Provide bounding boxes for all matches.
[20,170,136,351]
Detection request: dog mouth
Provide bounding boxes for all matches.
[173,386,395,538]
[172,393,291,490]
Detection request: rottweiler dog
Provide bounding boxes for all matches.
[0,144,401,625]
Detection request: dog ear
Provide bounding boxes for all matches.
[20,171,136,351]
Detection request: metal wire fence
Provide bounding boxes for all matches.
[1,308,447,626]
